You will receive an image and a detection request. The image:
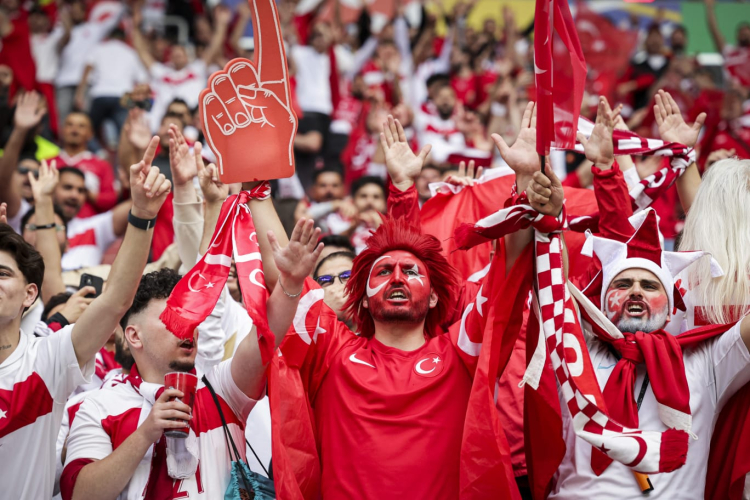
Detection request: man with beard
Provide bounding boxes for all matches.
[516,102,750,499]
[413,81,469,164]
[294,169,359,235]
[51,112,118,217]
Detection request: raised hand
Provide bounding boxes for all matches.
[28,159,59,202]
[127,108,152,151]
[527,159,564,217]
[195,142,228,204]
[380,115,432,190]
[268,218,323,292]
[168,124,197,186]
[577,96,615,167]
[492,101,539,187]
[654,89,706,148]
[129,136,172,220]
[443,160,484,188]
[200,0,297,184]
[14,91,46,131]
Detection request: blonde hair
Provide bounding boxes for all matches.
[680,158,750,324]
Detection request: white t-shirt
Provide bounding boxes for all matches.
[31,27,65,84]
[62,211,117,271]
[55,2,124,87]
[148,60,208,131]
[290,45,332,115]
[6,198,31,234]
[85,39,148,98]
[550,322,750,500]
[64,360,257,499]
[0,326,94,500]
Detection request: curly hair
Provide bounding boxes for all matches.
[120,268,182,328]
[343,217,458,338]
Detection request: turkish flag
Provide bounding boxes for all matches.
[534,0,587,155]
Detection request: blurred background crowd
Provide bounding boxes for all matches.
[1,0,749,266]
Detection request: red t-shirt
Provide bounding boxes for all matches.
[303,318,473,499]
[53,152,117,218]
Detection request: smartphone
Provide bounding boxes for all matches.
[79,273,104,298]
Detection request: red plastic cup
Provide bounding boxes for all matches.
[163,372,198,438]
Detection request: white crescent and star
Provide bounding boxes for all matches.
[187,272,217,293]
[249,268,265,288]
[415,356,441,375]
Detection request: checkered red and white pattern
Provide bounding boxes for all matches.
[574,117,696,211]
[534,230,689,474]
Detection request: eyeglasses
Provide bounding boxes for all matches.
[24,223,65,232]
[18,166,39,178]
[315,270,351,288]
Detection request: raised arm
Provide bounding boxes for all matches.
[491,101,539,272]
[131,5,156,70]
[196,147,229,256]
[27,160,66,301]
[70,138,171,367]
[227,218,323,399]
[0,92,45,219]
[704,0,726,53]
[200,6,232,66]
[653,89,706,212]
[381,115,432,220]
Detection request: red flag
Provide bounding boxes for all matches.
[534,0,587,155]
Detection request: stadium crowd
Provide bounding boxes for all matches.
[1,0,750,498]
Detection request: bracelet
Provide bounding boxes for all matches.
[128,210,157,231]
[278,278,302,298]
[29,222,57,231]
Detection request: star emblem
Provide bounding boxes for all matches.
[597,443,610,454]
[0,409,7,420]
[432,356,441,364]
[205,282,215,288]
[476,286,488,317]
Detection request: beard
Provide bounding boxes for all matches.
[617,307,669,334]
[369,294,430,325]
[168,359,196,372]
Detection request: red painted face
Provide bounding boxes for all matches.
[365,250,433,324]
[604,268,669,333]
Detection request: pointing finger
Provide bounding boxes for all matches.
[142,136,160,169]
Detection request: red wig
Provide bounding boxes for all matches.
[343,217,459,338]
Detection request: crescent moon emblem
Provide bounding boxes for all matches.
[366,255,391,297]
[415,358,437,375]
[188,272,216,292]
[249,268,265,288]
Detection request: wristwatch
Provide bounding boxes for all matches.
[128,210,157,231]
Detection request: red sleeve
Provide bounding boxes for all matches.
[387,183,421,224]
[562,172,582,188]
[60,458,94,500]
[91,160,118,212]
[591,161,633,242]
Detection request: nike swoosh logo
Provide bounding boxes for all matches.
[597,363,617,370]
[349,352,375,368]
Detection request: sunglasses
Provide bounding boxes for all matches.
[18,166,39,178]
[315,270,351,288]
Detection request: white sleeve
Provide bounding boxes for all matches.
[195,289,229,376]
[64,398,113,464]
[205,360,258,423]
[93,211,117,254]
[34,325,95,403]
[708,321,750,410]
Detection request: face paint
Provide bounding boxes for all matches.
[366,250,432,324]
[605,269,670,334]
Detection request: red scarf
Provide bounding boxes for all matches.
[160,183,276,364]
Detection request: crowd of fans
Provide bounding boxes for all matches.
[1,0,750,498]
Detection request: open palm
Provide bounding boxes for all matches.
[269,218,323,286]
[492,102,540,180]
[381,115,431,188]
[577,97,615,166]
[654,90,705,148]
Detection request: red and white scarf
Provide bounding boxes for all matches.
[161,183,276,364]
[575,118,696,211]
[455,199,691,474]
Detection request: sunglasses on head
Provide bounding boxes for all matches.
[315,270,352,287]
